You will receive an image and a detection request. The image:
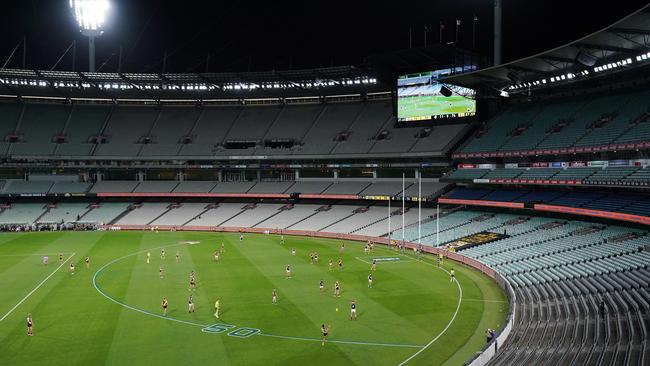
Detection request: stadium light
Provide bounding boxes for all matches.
[70,0,110,72]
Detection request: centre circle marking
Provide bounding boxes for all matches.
[92,237,462,352]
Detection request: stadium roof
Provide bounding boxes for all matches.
[440,4,650,94]
[0,65,386,103]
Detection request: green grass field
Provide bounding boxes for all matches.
[0,231,507,365]
[398,95,475,120]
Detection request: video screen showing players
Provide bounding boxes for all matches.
[397,69,476,122]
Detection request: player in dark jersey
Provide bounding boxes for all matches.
[59,254,64,263]
[162,297,169,316]
[321,324,329,346]
[367,273,373,288]
[338,258,343,270]
[159,266,164,279]
[69,262,75,275]
[371,259,377,271]
[334,281,341,297]
[450,268,455,282]
[27,313,33,336]
[319,280,325,294]
[272,288,278,304]
[189,274,196,291]
[85,256,90,268]
[285,265,292,278]
[175,251,181,263]
[188,294,195,313]
[350,300,357,320]
[328,258,333,271]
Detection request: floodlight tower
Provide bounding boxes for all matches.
[70,0,110,72]
[494,0,502,65]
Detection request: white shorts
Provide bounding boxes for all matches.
[350,309,357,315]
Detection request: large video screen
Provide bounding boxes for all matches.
[397,69,476,122]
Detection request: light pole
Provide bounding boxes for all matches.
[70,0,110,72]
[494,0,502,65]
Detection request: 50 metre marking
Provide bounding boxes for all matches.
[92,240,459,352]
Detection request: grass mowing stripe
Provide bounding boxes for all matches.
[256,332,424,348]
[0,253,75,257]
[0,252,76,322]
[95,236,428,350]
[92,241,207,329]
[396,255,463,366]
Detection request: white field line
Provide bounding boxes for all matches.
[462,298,508,303]
[0,252,76,322]
[397,256,463,366]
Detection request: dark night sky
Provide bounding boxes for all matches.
[2,0,649,73]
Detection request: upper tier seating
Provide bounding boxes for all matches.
[2,100,466,159]
[210,182,256,194]
[285,181,332,194]
[12,104,71,156]
[89,181,138,193]
[133,181,179,193]
[3,181,53,194]
[48,182,92,194]
[397,181,449,199]
[172,181,218,193]
[459,87,650,154]
[445,165,647,187]
[444,169,489,180]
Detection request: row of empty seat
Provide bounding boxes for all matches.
[461,87,650,154]
[0,202,433,236]
[0,179,449,198]
[0,100,468,157]
[444,166,650,187]
[456,218,649,366]
[445,188,650,217]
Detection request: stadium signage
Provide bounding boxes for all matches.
[535,204,650,225]
[437,198,525,208]
[452,141,650,159]
[458,164,477,169]
[444,232,509,251]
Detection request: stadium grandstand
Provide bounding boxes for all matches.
[0,1,648,366]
